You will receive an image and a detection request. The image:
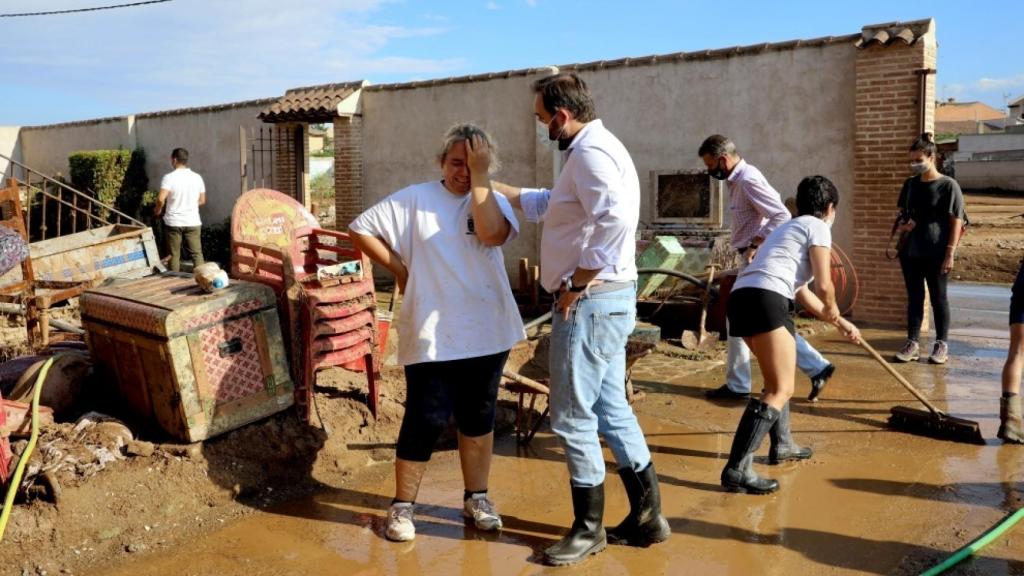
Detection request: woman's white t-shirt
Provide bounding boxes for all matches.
[734,215,832,300]
[349,181,526,366]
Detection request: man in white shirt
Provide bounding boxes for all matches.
[156,147,206,271]
[494,73,668,566]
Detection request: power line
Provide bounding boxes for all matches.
[0,0,172,18]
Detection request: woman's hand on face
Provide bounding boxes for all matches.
[466,135,490,179]
[837,318,861,344]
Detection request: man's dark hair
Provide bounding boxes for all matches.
[909,132,936,157]
[171,148,189,165]
[698,134,737,158]
[796,175,840,218]
[532,73,596,122]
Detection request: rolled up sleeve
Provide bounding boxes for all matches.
[575,148,632,270]
[519,188,550,223]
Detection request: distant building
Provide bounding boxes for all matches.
[308,125,329,154]
[936,99,1007,135]
[1009,95,1024,126]
[952,132,1024,191]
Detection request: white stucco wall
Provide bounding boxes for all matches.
[573,42,857,252]
[20,117,132,180]
[360,71,556,273]
[956,161,1024,191]
[957,133,1024,155]
[0,126,22,180]
[134,102,271,224]
[358,42,857,271]
[16,101,274,224]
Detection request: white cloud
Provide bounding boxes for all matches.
[486,1,501,10]
[524,0,537,6]
[0,0,465,116]
[976,74,1024,92]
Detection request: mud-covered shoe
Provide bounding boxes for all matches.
[807,364,835,402]
[894,339,920,363]
[928,340,949,365]
[705,383,750,400]
[386,503,416,542]
[998,396,1024,444]
[463,493,503,531]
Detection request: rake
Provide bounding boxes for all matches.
[859,339,984,445]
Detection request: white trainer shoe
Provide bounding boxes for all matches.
[385,503,416,542]
[463,493,503,531]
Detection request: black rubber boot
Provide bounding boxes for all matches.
[769,401,813,464]
[606,462,671,547]
[721,399,781,494]
[543,484,607,566]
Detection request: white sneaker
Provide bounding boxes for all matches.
[463,493,503,531]
[385,503,416,542]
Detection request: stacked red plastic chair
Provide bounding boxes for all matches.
[230,189,380,420]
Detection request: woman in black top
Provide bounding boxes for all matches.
[893,133,966,365]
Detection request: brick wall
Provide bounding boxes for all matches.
[334,115,363,230]
[851,21,936,327]
[272,123,298,200]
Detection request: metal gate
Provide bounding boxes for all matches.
[239,124,303,202]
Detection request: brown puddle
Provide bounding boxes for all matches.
[87,295,1024,575]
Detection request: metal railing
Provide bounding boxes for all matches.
[1,153,143,242]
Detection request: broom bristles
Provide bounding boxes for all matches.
[888,406,986,445]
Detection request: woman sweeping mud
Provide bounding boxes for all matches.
[720,175,861,494]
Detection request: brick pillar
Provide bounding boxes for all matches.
[334,115,363,231]
[851,20,936,327]
[273,123,298,200]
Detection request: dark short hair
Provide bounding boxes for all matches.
[796,175,839,218]
[171,147,189,165]
[532,73,596,123]
[909,132,936,157]
[698,134,737,158]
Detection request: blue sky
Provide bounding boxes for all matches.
[1,0,1020,125]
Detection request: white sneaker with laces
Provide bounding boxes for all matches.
[386,503,416,542]
[463,493,503,531]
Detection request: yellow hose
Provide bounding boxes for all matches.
[0,356,56,543]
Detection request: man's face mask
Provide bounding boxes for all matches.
[910,160,929,175]
[708,157,728,181]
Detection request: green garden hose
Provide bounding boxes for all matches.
[0,356,56,543]
[921,507,1024,575]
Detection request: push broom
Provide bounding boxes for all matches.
[858,339,984,445]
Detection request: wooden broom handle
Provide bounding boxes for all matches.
[858,339,942,415]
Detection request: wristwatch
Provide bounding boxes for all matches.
[565,277,586,293]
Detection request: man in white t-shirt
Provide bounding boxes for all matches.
[348,124,525,544]
[156,147,206,271]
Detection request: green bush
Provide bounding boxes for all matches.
[310,171,334,204]
[67,148,149,223]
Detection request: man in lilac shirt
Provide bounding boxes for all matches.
[700,135,838,403]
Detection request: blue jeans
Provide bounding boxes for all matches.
[549,283,651,487]
[725,332,830,394]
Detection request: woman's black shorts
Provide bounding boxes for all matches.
[1011,259,1024,325]
[727,287,795,338]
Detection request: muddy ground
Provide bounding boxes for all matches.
[0,189,1022,575]
[951,191,1024,284]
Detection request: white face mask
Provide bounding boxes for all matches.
[910,161,928,175]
